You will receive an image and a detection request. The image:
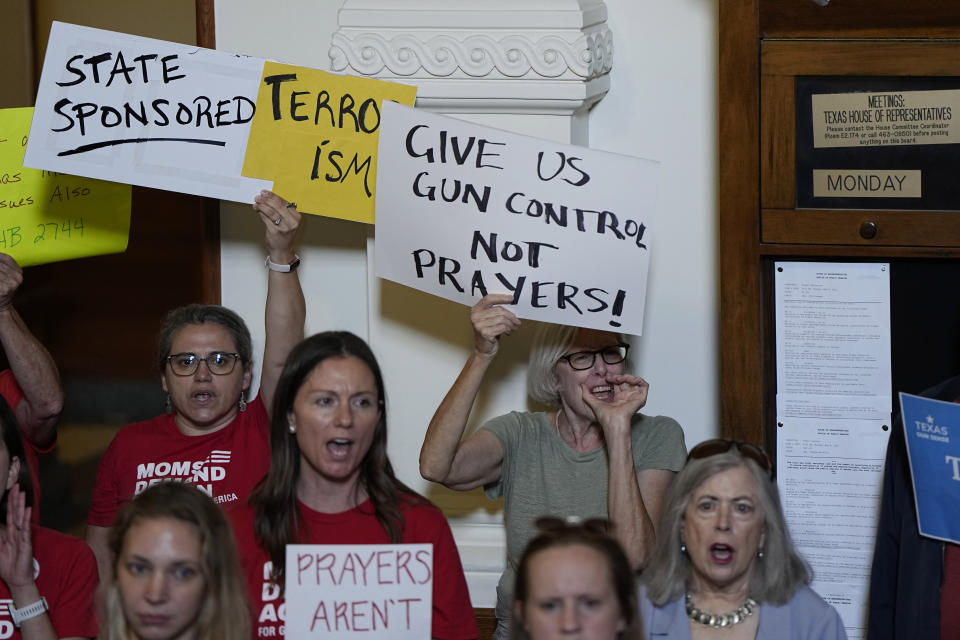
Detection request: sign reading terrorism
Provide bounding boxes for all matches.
[243,63,416,223]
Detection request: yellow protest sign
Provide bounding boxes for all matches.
[242,63,416,224]
[0,107,131,267]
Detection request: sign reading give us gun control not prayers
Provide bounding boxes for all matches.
[374,103,658,335]
[284,544,433,639]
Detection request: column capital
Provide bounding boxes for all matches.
[330,0,612,114]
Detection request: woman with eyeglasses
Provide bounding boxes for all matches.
[511,517,642,640]
[231,331,478,640]
[639,439,846,640]
[420,293,687,639]
[85,190,305,585]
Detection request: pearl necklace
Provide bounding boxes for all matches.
[685,593,758,629]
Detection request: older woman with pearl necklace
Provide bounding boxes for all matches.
[639,439,847,640]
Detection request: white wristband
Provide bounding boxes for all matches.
[10,597,47,627]
[265,254,301,272]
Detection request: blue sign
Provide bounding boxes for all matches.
[899,392,960,544]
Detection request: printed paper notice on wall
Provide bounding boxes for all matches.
[23,21,271,204]
[374,103,658,336]
[242,63,416,223]
[1,107,130,267]
[284,544,433,639]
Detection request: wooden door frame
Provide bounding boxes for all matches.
[718,0,960,448]
[718,0,763,444]
[195,0,220,304]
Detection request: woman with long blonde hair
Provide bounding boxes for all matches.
[103,482,249,640]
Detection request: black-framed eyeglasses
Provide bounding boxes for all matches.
[535,516,612,536]
[166,352,241,376]
[687,439,773,477]
[558,343,629,371]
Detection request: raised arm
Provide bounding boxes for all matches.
[0,254,62,449]
[582,373,671,569]
[253,191,306,415]
[419,294,518,490]
[0,486,59,639]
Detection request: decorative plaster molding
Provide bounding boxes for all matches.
[330,28,613,80]
[330,1,613,114]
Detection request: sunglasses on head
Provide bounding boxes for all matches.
[535,516,612,536]
[687,439,773,477]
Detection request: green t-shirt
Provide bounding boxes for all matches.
[481,410,687,619]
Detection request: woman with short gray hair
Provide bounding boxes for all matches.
[420,293,686,638]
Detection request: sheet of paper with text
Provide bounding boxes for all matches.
[1,107,130,266]
[774,261,892,640]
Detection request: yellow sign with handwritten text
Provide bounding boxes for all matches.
[0,108,131,267]
[242,63,416,224]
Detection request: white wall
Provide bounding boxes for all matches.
[215,0,719,605]
[590,0,718,450]
[216,0,370,372]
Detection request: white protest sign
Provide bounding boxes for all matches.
[284,544,433,639]
[375,102,658,335]
[24,21,270,203]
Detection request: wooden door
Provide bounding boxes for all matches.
[719,0,960,446]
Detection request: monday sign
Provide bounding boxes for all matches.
[375,103,658,335]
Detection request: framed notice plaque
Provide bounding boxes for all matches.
[796,77,960,210]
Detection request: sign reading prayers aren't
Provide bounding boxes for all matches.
[284,544,433,640]
[374,103,659,336]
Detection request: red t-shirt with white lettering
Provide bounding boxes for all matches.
[86,396,270,526]
[231,497,478,640]
[0,526,99,640]
[0,370,52,524]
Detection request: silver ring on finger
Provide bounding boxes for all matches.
[273,217,282,225]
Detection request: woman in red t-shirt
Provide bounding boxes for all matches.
[238,331,478,640]
[86,191,306,586]
[0,396,98,640]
